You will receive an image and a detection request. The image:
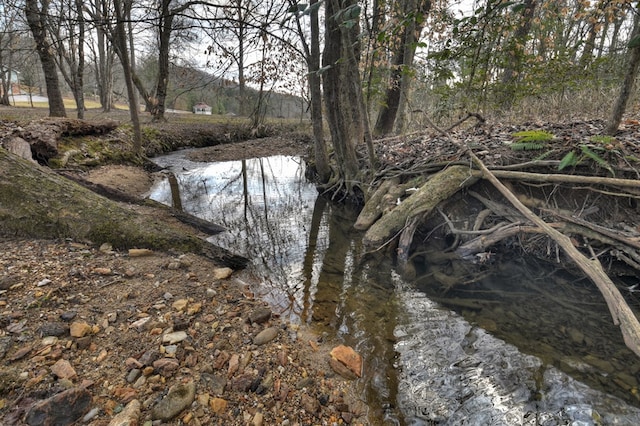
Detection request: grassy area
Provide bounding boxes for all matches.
[8,97,105,109]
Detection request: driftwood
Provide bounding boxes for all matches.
[17,117,119,161]
[471,169,640,190]
[363,165,479,250]
[414,114,640,358]
[0,149,247,269]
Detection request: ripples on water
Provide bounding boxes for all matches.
[150,152,640,425]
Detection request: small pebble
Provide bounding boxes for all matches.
[82,407,100,422]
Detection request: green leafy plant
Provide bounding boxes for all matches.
[589,135,616,145]
[512,130,555,142]
[580,145,615,176]
[558,151,579,170]
[510,130,554,151]
[558,145,615,176]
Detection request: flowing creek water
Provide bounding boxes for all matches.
[149,150,640,425]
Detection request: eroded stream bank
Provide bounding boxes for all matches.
[150,149,640,425]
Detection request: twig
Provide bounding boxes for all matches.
[437,207,514,235]
[444,111,486,132]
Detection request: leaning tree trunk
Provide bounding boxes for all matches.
[0,149,247,269]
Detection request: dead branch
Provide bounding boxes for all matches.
[444,111,486,132]
[422,112,640,359]
[472,169,640,190]
[456,224,545,258]
[468,190,525,223]
[545,208,640,250]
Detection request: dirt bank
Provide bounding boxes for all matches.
[0,131,367,425]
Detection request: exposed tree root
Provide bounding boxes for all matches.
[387,113,640,358]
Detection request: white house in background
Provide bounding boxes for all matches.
[193,102,212,115]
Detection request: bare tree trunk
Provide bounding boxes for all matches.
[91,0,114,112]
[607,4,640,135]
[0,45,12,106]
[113,0,142,152]
[152,0,174,122]
[323,0,362,187]
[289,0,330,182]
[374,0,430,137]
[363,0,385,110]
[309,0,330,183]
[25,0,67,118]
[74,0,85,119]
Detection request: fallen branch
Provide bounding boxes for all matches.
[422,114,640,358]
[544,208,640,250]
[472,169,640,190]
[456,224,545,258]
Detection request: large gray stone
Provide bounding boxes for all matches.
[150,380,196,421]
[253,327,279,345]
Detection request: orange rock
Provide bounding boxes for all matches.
[95,349,108,363]
[308,340,319,352]
[228,354,239,377]
[51,359,77,380]
[329,345,362,378]
[113,387,137,403]
[209,397,228,414]
[278,349,288,366]
[70,321,92,338]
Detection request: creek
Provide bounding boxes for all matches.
[149,150,640,425]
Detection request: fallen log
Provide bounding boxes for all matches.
[421,114,640,358]
[0,149,247,269]
[17,117,119,161]
[363,165,479,250]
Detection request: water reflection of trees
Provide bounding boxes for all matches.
[150,156,320,300]
[150,154,402,422]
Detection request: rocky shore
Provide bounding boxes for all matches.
[0,238,368,425]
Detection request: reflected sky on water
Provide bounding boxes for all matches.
[149,150,640,425]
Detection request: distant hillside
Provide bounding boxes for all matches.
[165,65,308,119]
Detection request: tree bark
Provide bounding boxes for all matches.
[363,165,479,249]
[112,0,142,153]
[0,149,247,269]
[323,0,365,188]
[308,0,330,182]
[607,3,640,135]
[374,0,431,136]
[24,0,67,118]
